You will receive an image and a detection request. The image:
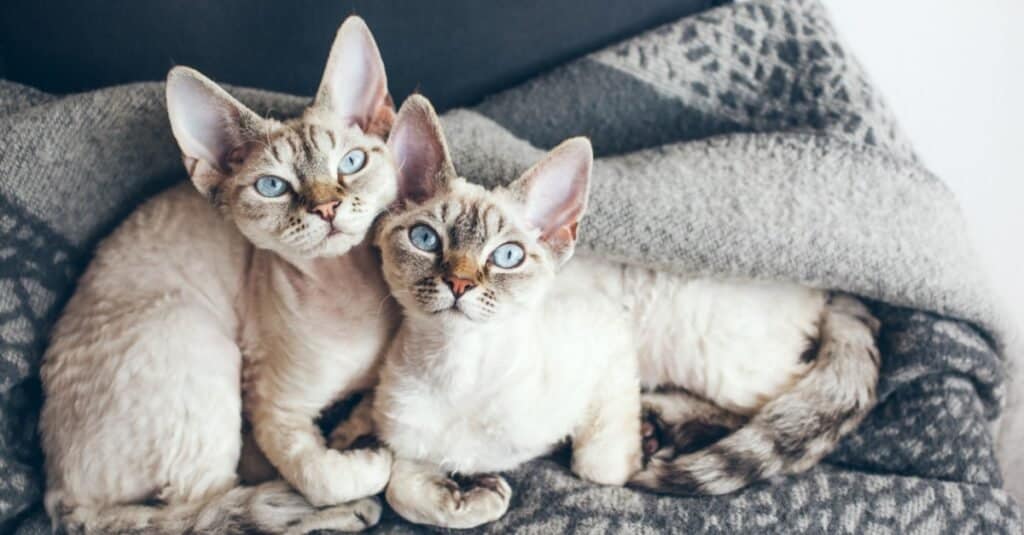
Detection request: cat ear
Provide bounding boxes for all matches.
[388,95,455,205]
[511,137,592,254]
[166,66,266,196]
[313,16,394,135]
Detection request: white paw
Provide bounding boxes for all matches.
[297,447,394,507]
[388,473,511,529]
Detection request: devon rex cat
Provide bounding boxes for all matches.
[334,95,880,528]
[41,17,399,534]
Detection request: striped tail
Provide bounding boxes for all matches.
[55,480,381,535]
[630,294,881,495]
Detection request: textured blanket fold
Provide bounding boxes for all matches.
[0,0,1019,532]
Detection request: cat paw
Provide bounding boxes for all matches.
[641,407,667,465]
[295,447,393,507]
[452,473,511,500]
[438,473,512,528]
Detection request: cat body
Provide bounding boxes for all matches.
[240,239,398,506]
[40,17,400,534]
[361,94,881,523]
[627,285,880,495]
[41,183,250,523]
[376,267,637,477]
[563,258,880,495]
[563,260,825,414]
[364,97,642,529]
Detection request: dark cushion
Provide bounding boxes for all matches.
[0,0,726,111]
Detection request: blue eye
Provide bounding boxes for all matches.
[339,149,367,175]
[409,224,440,252]
[254,176,289,197]
[491,242,525,268]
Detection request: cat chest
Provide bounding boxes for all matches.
[627,276,824,414]
[384,384,578,475]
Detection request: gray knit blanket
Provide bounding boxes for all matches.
[1,0,1020,533]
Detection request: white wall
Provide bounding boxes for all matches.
[821,0,1024,493]
[821,0,1023,333]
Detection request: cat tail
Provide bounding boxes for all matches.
[630,293,881,495]
[53,480,381,535]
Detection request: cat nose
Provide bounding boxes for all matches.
[443,276,476,299]
[309,201,340,222]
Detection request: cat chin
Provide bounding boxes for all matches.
[309,236,363,258]
[321,230,362,251]
[288,228,370,258]
[259,234,363,260]
[404,305,481,325]
[438,305,503,326]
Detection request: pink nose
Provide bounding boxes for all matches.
[309,201,340,222]
[443,276,476,299]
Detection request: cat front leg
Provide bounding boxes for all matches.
[251,400,392,507]
[385,458,511,529]
[570,371,644,486]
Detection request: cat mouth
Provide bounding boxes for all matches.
[437,302,479,321]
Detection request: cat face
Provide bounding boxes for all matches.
[376,96,592,324]
[166,17,397,259]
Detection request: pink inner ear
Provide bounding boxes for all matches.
[366,95,396,137]
[521,141,591,240]
[318,17,389,131]
[388,97,450,204]
[545,225,577,248]
[392,125,436,202]
[167,71,246,171]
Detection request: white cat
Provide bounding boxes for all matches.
[40,17,399,534]
[339,95,880,528]
[367,96,642,529]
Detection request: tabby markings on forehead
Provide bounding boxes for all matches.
[448,203,483,251]
[285,133,300,159]
[481,204,506,236]
[413,198,513,256]
[299,126,317,163]
[264,124,350,184]
[436,200,453,223]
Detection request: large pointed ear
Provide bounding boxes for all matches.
[313,16,394,135]
[166,66,265,196]
[510,137,592,258]
[388,95,455,206]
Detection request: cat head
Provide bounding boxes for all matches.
[377,95,592,324]
[166,16,397,259]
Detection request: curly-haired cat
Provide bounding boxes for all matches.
[340,97,880,527]
[364,96,641,528]
[40,17,398,534]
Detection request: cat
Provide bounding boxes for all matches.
[336,95,881,519]
[40,16,398,534]
[344,95,640,529]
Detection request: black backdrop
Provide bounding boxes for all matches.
[0,0,725,111]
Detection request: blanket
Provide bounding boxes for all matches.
[1,0,1020,532]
